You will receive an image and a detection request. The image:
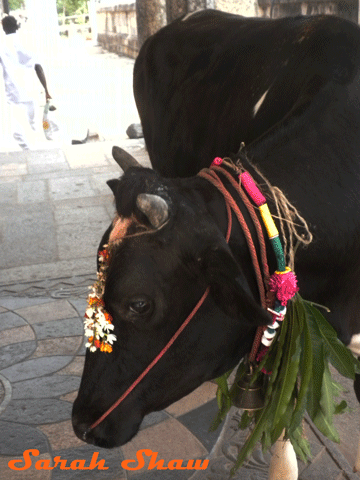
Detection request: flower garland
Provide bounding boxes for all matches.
[84,216,132,353]
[84,248,117,353]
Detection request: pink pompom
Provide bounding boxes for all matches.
[268,270,299,306]
[212,157,223,166]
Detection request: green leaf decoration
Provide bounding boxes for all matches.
[334,400,348,415]
[209,369,234,431]
[211,294,358,473]
[270,302,301,435]
[289,422,312,463]
[305,302,360,379]
[239,410,253,430]
[288,299,312,435]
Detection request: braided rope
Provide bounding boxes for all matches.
[198,169,268,310]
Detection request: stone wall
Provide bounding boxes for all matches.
[96,0,359,59]
[216,0,258,17]
[257,0,358,23]
[96,0,259,58]
[97,3,138,59]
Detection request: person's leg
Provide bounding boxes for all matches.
[11,103,30,150]
[24,100,36,132]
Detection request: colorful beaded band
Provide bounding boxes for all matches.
[212,158,298,352]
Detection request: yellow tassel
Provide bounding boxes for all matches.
[259,204,279,239]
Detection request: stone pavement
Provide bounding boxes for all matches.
[1,141,360,480]
[0,141,221,480]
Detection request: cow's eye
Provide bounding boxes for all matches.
[129,298,152,315]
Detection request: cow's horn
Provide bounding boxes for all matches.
[112,146,143,171]
[136,194,169,229]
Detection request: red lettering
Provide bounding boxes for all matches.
[186,459,209,470]
[70,459,87,470]
[87,452,109,470]
[8,449,39,471]
[35,459,53,470]
[148,451,167,470]
[53,456,70,470]
[121,449,151,471]
[168,459,187,470]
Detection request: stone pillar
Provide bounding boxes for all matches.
[136,0,167,48]
[166,0,188,23]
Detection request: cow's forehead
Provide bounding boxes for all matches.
[108,226,182,277]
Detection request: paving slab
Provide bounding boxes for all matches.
[32,317,83,340]
[0,420,49,456]
[1,325,35,347]
[0,203,57,269]
[1,356,73,383]
[177,399,220,452]
[32,336,82,358]
[2,398,73,424]
[0,311,27,331]
[18,179,48,204]
[11,375,81,399]
[15,299,78,324]
[0,341,36,370]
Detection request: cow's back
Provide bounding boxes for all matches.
[134,10,360,177]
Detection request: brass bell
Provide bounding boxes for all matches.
[232,371,265,411]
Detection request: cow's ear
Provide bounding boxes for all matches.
[107,178,120,195]
[201,245,270,326]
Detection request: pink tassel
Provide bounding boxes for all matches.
[268,270,299,306]
[212,157,223,166]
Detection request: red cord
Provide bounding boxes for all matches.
[89,165,269,430]
[90,287,210,430]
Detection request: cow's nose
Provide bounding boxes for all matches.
[72,418,92,442]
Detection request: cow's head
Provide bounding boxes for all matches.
[72,147,270,448]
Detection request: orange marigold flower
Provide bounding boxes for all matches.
[101,344,113,353]
[99,249,110,262]
[88,296,104,307]
[94,340,101,348]
[104,311,113,323]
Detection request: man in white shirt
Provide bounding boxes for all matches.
[0,15,51,149]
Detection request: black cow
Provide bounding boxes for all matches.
[134,10,360,177]
[72,11,360,452]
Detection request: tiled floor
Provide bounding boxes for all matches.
[0,293,220,480]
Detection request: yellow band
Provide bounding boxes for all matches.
[275,266,292,275]
[259,204,279,239]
